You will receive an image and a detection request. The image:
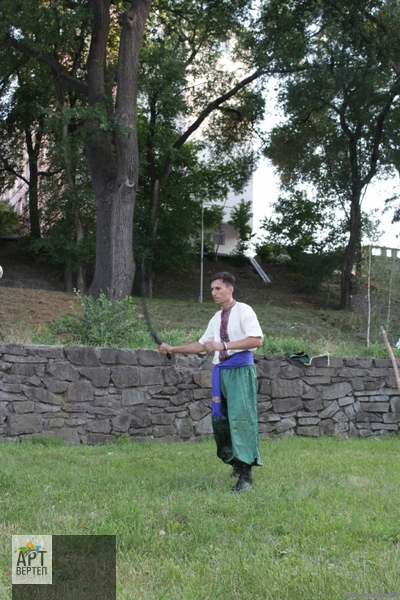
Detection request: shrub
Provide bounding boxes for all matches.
[51,292,143,348]
[0,199,20,234]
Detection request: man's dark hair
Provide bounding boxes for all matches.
[210,272,235,287]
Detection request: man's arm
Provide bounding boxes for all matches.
[196,336,262,353]
[159,341,206,356]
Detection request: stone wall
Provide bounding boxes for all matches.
[0,343,399,443]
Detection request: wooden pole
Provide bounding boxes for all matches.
[380,326,400,392]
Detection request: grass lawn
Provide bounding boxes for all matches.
[1,436,400,599]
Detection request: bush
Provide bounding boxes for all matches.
[0,199,20,234]
[288,249,343,291]
[50,292,144,348]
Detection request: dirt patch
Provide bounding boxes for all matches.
[151,255,339,309]
[0,238,341,339]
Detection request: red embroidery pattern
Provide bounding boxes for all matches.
[219,302,236,362]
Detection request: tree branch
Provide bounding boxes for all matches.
[4,35,89,97]
[158,69,262,187]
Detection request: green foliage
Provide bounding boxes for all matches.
[260,189,345,253]
[50,292,143,348]
[0,199,20,234]
[288,250,343,291]
[228,198,253,257]
[254,241,280,261]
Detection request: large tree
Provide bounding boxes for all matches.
[259,0,400,309]
[1,0,265,299]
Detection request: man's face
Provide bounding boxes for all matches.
[211,279,233,306]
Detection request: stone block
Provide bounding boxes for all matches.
[319,400,339,419]
[151,412,175,426]
[348,423,358,438]
[152,425,176,437]
[87,406,117,416]
[86,419,112,434]
[0,406,7,424]
[332,411,349,423]
[390,397,400,413]
[46,418,65,429]
[322,382,352,400]
[193,415,213,435]
[78,367,111,387]
[164,367,183,386]
[10,364,36,376]
[122,389,149,406]
[36,403,62,413]
[139,367,163,386]
[193,388,211,400]
[338,396,354,407]
[112,413,131,432]
[64,346,100,366]
[0,383,22,394]
[32,346,65,359]
[256,360,281,379]
[94,395,121,409]
[344,404,357,420]
[193,371,212,388]
[46,361,80,382]
[86,433,115,445]
[68,380,94,403]
[371,422,398,431]
[319,419,335,435]
[175,418,193,438]
[272,397,303,413]
[62,402,91,413]
[111,366,140,388]
[189,401,210,421]
[357,394,389,403]
[360,402,389,413]
[45,380,68,394]
[8,414,42,435]
[137,349,166,366]
[383,413,400,424]
[131,408,152,428]
[99,347,138,365]
[356,427,372,437]
[304,398,324,412]
[0,344,27,356]
[275,417,296,433]
[355,411,382,423]
[258,379,272,395]
[3,354,46,364]
[272,379,302,399]
[334,422,349,434]
[258,422,278,434]
[170,389,193,406]
[281,365,303,380]
[11,401,35,414]
[296,425,320,436]
[301,384,319,400]
[364,379,386,391]
[258,401,273,413]
[345,358,373,368]
[298,417,320,426]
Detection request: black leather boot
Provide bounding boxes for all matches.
[231,462,253,492]
[230,461,241,478]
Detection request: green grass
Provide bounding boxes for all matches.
[28,294,400,359]
[1,436,400,599]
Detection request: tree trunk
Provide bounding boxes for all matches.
[25,128,41,239]
[340,190,362,310]
[87,0,152,300]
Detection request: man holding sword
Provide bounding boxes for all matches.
[159,271,263,492]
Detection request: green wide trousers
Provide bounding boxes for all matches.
[212,365,262,467]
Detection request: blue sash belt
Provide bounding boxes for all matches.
[211,351,254,400]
